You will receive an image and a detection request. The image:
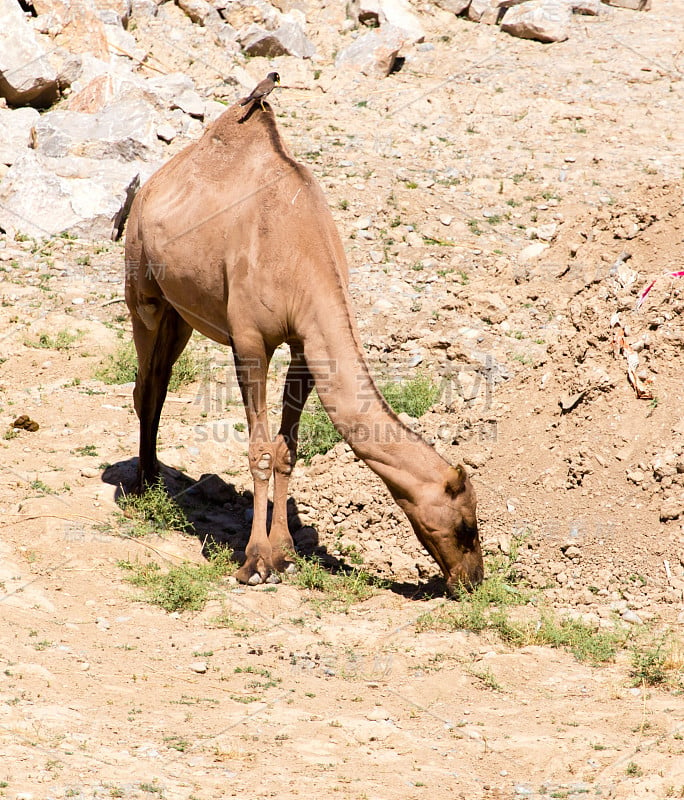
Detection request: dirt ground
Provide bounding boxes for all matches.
[1,2,684,798]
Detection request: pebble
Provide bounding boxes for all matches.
[354,216,372,230]
[80,467,99,478]
[190,661,208,674]
[16,793,34,800]
[620,609,643,625]
[71,297,84,305]
[439,214,453,226]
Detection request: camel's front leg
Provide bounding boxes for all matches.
[232,343,277,585]
[270,345,314,572]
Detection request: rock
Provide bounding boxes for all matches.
[33,0,111,60]
[144,72,196,110]
[94,0,132,26]
[518,242,549,261]
[239,14,315,59]
[432,0,471,12]
[171,89,205,119]
[626,469,644,484]
[621,609,643,624]
[0,0,59,107]
[377,0,425,43]
[177,0,222,26]
[601,0,650,8]
[501,0,573,43]
[190,661,208,673]
[567,0,601,13]
[660,496,684,522]
[32,99,160,161]
[0,151,140,241]
[468,0,503,24]
[0,107,40,166]
[156,123,177,143]
[335,25,405,77]
[473,292,509,324]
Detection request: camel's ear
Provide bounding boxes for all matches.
[445,464,467,497]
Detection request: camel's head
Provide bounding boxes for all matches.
[406,464,483,596]
[268,72,281,85]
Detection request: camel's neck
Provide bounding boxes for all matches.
[300,284,448,503]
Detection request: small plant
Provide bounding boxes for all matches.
[74,444,98,457]
[26,329,80,351]
[29,479,55,495]
[338,199,349,210]
[297,392,342,464]
[380,373,440,418]
[625,762,643,777]
[118,546,235,613]
[467,219,482,235]
[118,478,192,536]
[288,555,380,608]
[96,341,203,390]
[630,642,668,686]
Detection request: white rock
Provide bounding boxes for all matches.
[0,151,140,241]
[501,0,572,43]
[518,242,549,261]
[0,0,59,107]
[601,0,650,8]
[468,0,503,24]
[0,107,40,166]
[335,25,405,77]
[190,661,208,673]
[377,0,425,43]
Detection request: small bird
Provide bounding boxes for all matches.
[240,72,280,110]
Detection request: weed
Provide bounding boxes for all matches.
[118,478,191,536]
[74,444,98,457]
[288,555,380,609]
[3,427,20,440]
[297,375,440,462]
[380,373,440,418]
[468,219,482,236]
[338,199,349,210]
[422,235,454,247]
[163,735,190,752]
[118,546,235,613]
[29,479,55,495]
[468,665,504,692]
[297,392,342,464]
[96,340,203,390]
[26,329,81,351]
[630,642,668,686]
[625,762,643,777]
[404,180,418,189]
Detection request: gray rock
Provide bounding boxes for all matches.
[144,72,196,110]
[32,99,160,162]
[171,89,206,119]
[468,0,503,24]
[239,14,315,59]
[0,151,140,241]
[176,0,222,26]
[335,25,405,77]
[501,0,572,43]
[0,0,59,107]
[0,107,40,166]
[601,0,650,8]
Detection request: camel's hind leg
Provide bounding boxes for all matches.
[130,302,192,492]
[270,345,314,572]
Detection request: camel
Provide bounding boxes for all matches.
[124,100,484,595]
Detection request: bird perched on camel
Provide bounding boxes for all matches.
[240,72,280,110]
[124,99,483,595]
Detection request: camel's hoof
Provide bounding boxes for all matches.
[265,573,281,584]
[247,573,262,586]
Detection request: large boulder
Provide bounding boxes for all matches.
[335,25,405,77]
[0,151,140,240]
[0,107,40,166]
[239,12,315,58]
[31,98,161,161]
[500,0,572,42]
[0,0,59,107]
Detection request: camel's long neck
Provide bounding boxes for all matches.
[300,282,447,503]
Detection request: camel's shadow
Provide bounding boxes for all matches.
[102,459,449,599]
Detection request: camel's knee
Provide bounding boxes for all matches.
[273,434,295,476]
[249,444,274,482]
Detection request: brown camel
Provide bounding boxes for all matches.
[124,100,483,595]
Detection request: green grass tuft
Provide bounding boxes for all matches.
[118,546,235,613]
[118,478,191,536]
[287,555,381,609]
[96,340,203,391]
